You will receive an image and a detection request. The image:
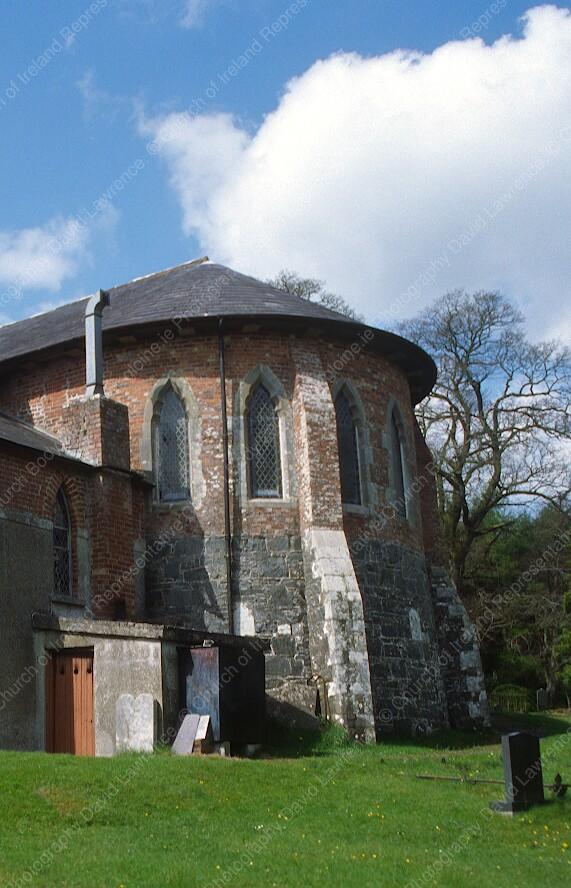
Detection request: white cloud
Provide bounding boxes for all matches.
[115,0,218,28]
[180,0,217,28]
[0,217,89,293]
[142,4,571,340]
[77,69,132,124]
[115,1,176,24]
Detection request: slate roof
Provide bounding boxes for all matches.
[0,260,436,401]
[0,410,71,459]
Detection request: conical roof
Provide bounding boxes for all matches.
[0,259,436,401]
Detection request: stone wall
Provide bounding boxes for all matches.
[145,532,228,631]
[430,567,490,728]
[351,539,449,736]
[232,534,311,685]
[0,509,52,750]
[291,341,376,741]
[145,531,311,682]
[33,620,164,757]
[413,414,489,728]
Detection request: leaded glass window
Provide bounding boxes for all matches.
[154,386,190,502]
[247,383,282,498]
[334,390,361,505]
[53,488,72,598]
[390,409,407,519]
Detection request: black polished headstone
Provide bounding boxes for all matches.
[491,731,545,814]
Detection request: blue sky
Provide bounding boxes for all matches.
[1,1,570,337]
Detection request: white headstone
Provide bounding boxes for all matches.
[194,715,214,753]
[172,714,200,756]
[195,715,212,742]
[116,693,156,754]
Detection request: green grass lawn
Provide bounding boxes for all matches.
[0,713,570,888]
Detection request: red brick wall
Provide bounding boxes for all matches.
[0,442,87,526]
[0,354,84,434]
[60,396,131,471]
[0,442,88,599]
[413,418,445,566]
[0,440,146,618]
[290,339,344,532]
[317,337,426,554]
[89,471,147,619]
[0,327,431,557]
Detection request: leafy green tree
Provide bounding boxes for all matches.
[554,587,571,709]
[469,506,571,699]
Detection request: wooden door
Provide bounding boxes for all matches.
[45,650,95,756]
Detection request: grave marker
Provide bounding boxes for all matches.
[172,714,200,756]
[194,715,214,754]
[116,693,156,754]
[491,731,545,814]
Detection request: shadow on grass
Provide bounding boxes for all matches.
[263,711,571,757]
[263,719,353,758]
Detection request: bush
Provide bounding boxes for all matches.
[493,651,544,689]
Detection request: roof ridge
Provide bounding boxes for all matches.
[0,256,212,334]
[112,255,210,291]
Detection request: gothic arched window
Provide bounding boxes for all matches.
[334,389,362,506]
[53,488,72,598]
[246,383,282,498]
[153,385,190,502]
[390,408,407,519]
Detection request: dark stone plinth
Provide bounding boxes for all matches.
[491,732,545,814]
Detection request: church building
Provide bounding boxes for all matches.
[0,258,488,754]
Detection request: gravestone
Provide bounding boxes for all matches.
[172,714,200,756]
[491,731,545,814]
[116,693,156,754]
[194,715,214,754]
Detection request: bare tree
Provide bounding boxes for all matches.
[400,290,571,595]
[267,269,362,321]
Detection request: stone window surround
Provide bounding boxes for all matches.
[330,378,377,514]
[141,375,206,509]
[233,364,296,507]
[35,471,89,609]
[382,398,417,526]
[53,486,73,600]
[47,480,89,609]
